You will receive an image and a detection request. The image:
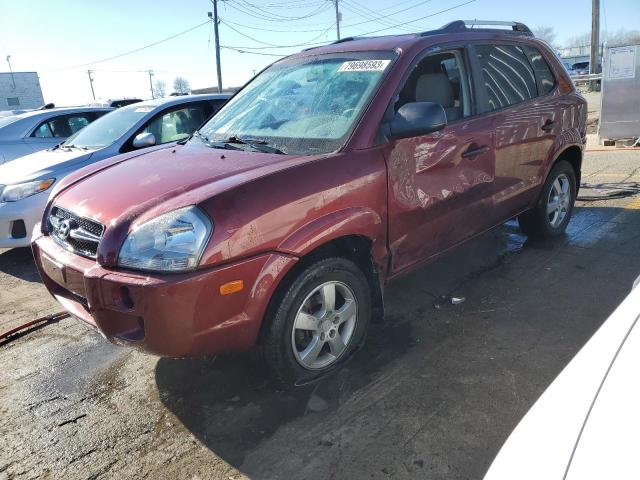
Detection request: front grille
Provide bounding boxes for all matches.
[49,206,105,259]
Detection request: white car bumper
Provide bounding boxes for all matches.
[0,192,48,248]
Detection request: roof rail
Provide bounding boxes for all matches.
[422,20,533,36]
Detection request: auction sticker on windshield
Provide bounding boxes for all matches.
[338,60,391,72]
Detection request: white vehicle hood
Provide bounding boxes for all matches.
[565,308,640,479]
[0,148,93,184]
[485,286,640,480]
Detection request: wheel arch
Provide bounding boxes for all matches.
[551,145,583,190]
[260,233,386,345]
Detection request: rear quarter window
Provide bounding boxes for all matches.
[522,45,557,96]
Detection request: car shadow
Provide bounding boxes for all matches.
[0,247,41,282]
[154,317,417,466]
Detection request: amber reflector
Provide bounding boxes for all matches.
[219,280,244,295]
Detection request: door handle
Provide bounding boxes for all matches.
[461,144,489,159]
[541,120,556,132]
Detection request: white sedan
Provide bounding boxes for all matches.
[485,277,640,479]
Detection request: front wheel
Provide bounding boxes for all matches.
[518,160,577,238]
[261,257,371,388]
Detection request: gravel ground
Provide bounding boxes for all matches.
[1,149,640,480]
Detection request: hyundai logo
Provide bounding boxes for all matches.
[56,219,76,240]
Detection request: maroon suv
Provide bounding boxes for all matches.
[33,21,586,386]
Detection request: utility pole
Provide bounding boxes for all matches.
[209,1,223,94]
[148,70,155,99]
[87,70,96,100]
[6,55,16,89]
[590,0,600,90]
[332,0,341,40]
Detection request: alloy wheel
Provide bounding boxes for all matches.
[291,281,357,370]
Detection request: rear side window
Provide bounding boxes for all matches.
[33,122,54,138]
[522,45,556,95]
[475,44,537,111]
[32,114,94,138]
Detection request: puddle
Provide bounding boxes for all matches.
[32,333,126,398]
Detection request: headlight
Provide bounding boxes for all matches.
[118,206,212,272]
[0,178,55,202]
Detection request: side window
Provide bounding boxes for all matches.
[33,122,54,138]
[396,49,471,122]
[475,44,537,111]
[522,45,556,96]
[67,115,90,134]
[141,105,206,144]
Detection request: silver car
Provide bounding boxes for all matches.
[0,107,113,163]
[0,94,230,248]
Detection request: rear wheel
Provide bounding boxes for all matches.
[518,160,577,238]
[261,257,371,388]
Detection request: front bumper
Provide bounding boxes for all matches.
[0,192,48,248]
[33,235,297,357]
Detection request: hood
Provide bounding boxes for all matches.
[52,141,317,263]
[0,147,93,184]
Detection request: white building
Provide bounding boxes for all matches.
[0,72,45,111]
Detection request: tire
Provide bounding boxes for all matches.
[518,160,577,238]
[261,257,371,388]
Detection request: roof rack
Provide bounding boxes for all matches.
[421,20,533,37]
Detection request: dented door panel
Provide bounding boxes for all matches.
[385,117,495,274]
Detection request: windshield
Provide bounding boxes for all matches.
[63,104,154,149]
[198,51,396,155]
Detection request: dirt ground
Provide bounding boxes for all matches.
[2,148,640,480]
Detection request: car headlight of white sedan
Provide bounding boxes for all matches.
[117,206,212,273]
[0,178,55,202]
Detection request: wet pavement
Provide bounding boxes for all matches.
[1,149,640,480]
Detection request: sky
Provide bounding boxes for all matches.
[0,0,638,106]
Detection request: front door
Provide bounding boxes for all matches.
[385,48,495,275]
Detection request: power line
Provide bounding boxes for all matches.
[220,19,334,48]
[223,0,476,52]
[341,2,410,31]
[220,18,335,33]
[221,46,289,57]
[227,0,329,22]
[48,21,210,72]
[351,0,477,36]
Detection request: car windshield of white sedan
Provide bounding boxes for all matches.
[62,104,152,149]
[199,52,395,155]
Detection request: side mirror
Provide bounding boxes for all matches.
[389,102,447,140]
[132,132,156,149]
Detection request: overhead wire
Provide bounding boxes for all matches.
[47,20,210,72]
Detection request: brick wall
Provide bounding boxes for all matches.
[0,72,45,110]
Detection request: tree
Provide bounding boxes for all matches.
[606,28,640,47]
[533,26,557,48]
[173,76,191,95]
[153,80,166,99]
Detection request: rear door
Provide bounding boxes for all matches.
[471,42,559,220]
[385,46,496,275]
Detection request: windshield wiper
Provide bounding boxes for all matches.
[221,136,287,155]
[178,129,203,145]
[60,144,88,151]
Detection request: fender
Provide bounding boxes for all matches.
[277,207,388,267]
